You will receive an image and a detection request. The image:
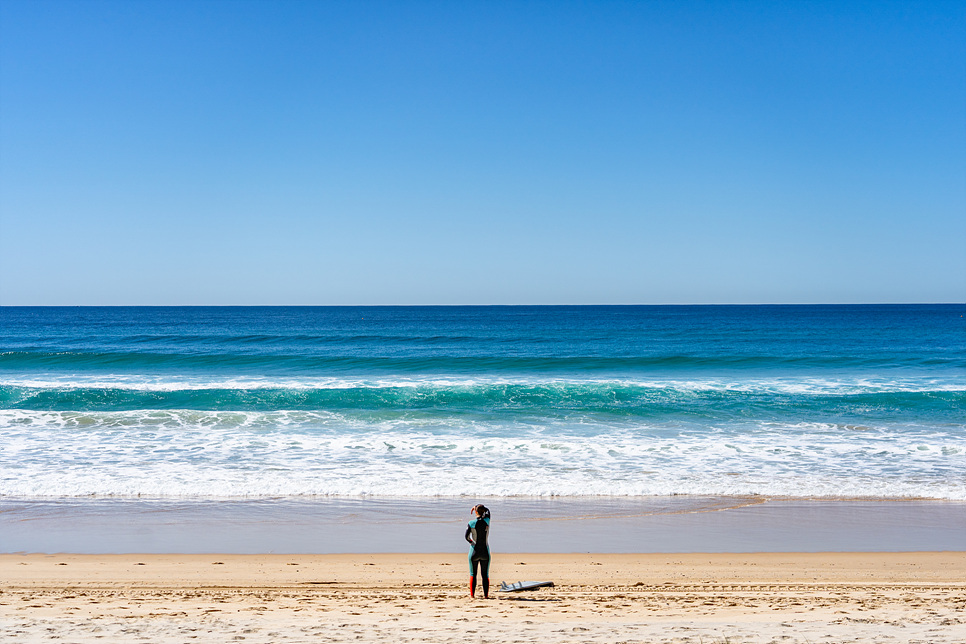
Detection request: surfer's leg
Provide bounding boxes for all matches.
[480,558,490,598]
[469,553,477,597]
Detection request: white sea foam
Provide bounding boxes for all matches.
[2,411,963,499]
[2,374,964,393]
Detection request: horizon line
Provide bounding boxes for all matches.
[1,302,962,308]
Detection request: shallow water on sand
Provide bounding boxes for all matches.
[3,496,964,553]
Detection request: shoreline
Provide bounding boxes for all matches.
[4,496,964,554]
[3,552,964,643]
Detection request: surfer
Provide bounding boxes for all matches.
[465,504,491,598]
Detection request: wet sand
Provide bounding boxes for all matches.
[2,552,964,643]
[4,496,965,553]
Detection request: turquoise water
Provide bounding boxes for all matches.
[1,305,963,498]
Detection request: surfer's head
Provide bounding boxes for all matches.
[473,504,489,518]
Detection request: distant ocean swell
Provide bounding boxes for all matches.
[2,350,964,372]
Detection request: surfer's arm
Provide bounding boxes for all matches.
[464,524,474,545]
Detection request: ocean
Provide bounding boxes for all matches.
[2,304,963,502]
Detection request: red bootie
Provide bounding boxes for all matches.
[469,575,476,598]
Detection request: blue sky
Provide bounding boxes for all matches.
[1,0,963,305]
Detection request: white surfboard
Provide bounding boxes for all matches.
[497,580,554,592]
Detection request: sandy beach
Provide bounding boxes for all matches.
[2,552,964,643]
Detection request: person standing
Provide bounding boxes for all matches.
[464,504,491,598]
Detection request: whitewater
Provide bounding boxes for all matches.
[1,305,963,500]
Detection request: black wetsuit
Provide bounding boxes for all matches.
[465,515,490,596]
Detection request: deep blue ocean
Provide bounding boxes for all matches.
[1,305,963,499]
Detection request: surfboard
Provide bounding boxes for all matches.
[497,580,554,592]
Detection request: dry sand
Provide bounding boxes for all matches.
[2,552,964,643]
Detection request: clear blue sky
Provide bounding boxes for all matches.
[1,0,963,305]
